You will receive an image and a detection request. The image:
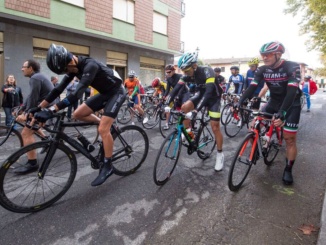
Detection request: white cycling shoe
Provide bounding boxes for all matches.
[143,117,149,124]
[214,152,224,171]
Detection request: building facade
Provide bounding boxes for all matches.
[0,0,185,105]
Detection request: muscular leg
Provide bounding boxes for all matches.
[73,103,101,123]
[98,116,115,158]
[210,120,223,151]
[21,126,37,159]
[181,100,194,129]
[283,132,297,161]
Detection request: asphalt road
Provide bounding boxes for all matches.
[1,90,326,245]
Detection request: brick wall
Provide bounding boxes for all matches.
[168,0,181,11]
[167,9,180,51]
[85,0,113,34]
[135,0,153,44]
[5,0,50,18]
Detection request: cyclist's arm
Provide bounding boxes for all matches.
[258,83,268,98]
[165,79,186,104]
[239,80,260,105]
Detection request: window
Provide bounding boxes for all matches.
[153,12,167,35]
[113,0,135,24]
[60,0,84,8]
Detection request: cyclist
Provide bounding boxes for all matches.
[163,64,190,130]
[177,52,224,171]
[124,71,146,125]
[31,43,126,187]
[301,75,317,112]
[237,41,302,185]
[214,67,226,92]
[151,77,166,99]
[226,66,244,95]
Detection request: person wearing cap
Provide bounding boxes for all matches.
[31,44,126,187]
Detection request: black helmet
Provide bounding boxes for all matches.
[165,64,175,71]
[230,66,239,71]
[46,43,73,75]
[214,67,221,72]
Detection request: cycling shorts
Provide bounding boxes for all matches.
[190,94,221,121]
[262,98,301,134]
[175,92,190,109]
[85,85,126,118]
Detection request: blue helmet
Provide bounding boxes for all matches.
[178,52,198,70]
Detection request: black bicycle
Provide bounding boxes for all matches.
[0,111,149,213]
[153,109,216,186]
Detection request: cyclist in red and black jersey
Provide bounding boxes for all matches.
[31,44,126,187]
[238,41,302,185]
[176,52,225,171]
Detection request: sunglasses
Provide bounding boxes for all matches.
[261,53,276,58]
[182,66,192,72]
[166,71,172,74]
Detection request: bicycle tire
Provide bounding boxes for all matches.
[0,141,77,213]
[117,105,132,124]
[224,111,242,138]
[0,126,24,163]
[228,133,255,191]
[112,125,149,176]
[196,125,216,160]
[153,131,182,186]
[220,103,232,125]
[142,105,160,129]
[263,129,281,166]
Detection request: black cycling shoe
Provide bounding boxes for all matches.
[282,167,293,185]
[91,162,114,186]
[14,162,39,174]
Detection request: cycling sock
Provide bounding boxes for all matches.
[217,149,223,153]
[104,157,112,165]
[285,158,295,170]
[28,159,37,165]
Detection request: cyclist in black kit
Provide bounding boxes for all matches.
[177,52,225,171]
[163,64,190,130]
[238,41,302,185]
[31,44,126,187]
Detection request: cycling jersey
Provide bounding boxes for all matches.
[244,69,264,96]
[164,73,189,106]
[45,56,124,117]
[124,78,140,96]
[226,74,245,94]
[154,81,167,95]
[240,60,302,133]
[182,66,222,120]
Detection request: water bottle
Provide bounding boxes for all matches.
[186,128,195,142]
[77,134,95,152]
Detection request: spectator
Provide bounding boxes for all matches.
[301,75,318,112]
[1,74,23,126]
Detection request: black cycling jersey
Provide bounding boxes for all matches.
[240,60,301,115]
[163,73,182,98]
[46,56,122,110]
[182,66,220,111]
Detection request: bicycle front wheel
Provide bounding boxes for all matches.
[220,103,232,125]
[228,133,255,191]
[112,125,149,176]
[117,105,132,124]
[153,131,182,186]
[196,125,216,160]
[0,141,77,213]
[263,129,281,166]
[0,126,23,162]
[224,111,242,138]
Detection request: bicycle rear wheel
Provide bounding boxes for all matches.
[117,105,132,124]
[153,131,182,186]
[224,111,242,138]
[112,125,149,176]
[0,126,23,163]
[263,129,281,166]
[142,105,160,129]
[220,103,231,125]
[228,133,255,191]
[0,141,77,213]
[196,125,216,160]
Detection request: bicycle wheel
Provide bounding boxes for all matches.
[0,126,23,163]
[159,112,178,138]
[0,141,77,213]
[221,103,232,125]
[196,125,216,160]
[153,131,182,186]
[263,129,281,166]
[142,106,160,129]
[117,105,132,124]
[112,125,149,176]
[228,133,255,191]
[224,111,242,138]
[300,95,306,110]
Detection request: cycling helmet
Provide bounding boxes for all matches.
[230,66,239,71]
[165,64,175,71]
[46,43,73,74]
[128,70,136,78]
[151,77,160,88]
[178,52,198,70]
[248,57,260,66]
[214,67,222,72]
[260,41,285,54]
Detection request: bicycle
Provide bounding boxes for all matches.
[153,109,216,186]
[228,108,283,191]
[0,111,149,213]
[116,97,149,125]
[220,93,240,125]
